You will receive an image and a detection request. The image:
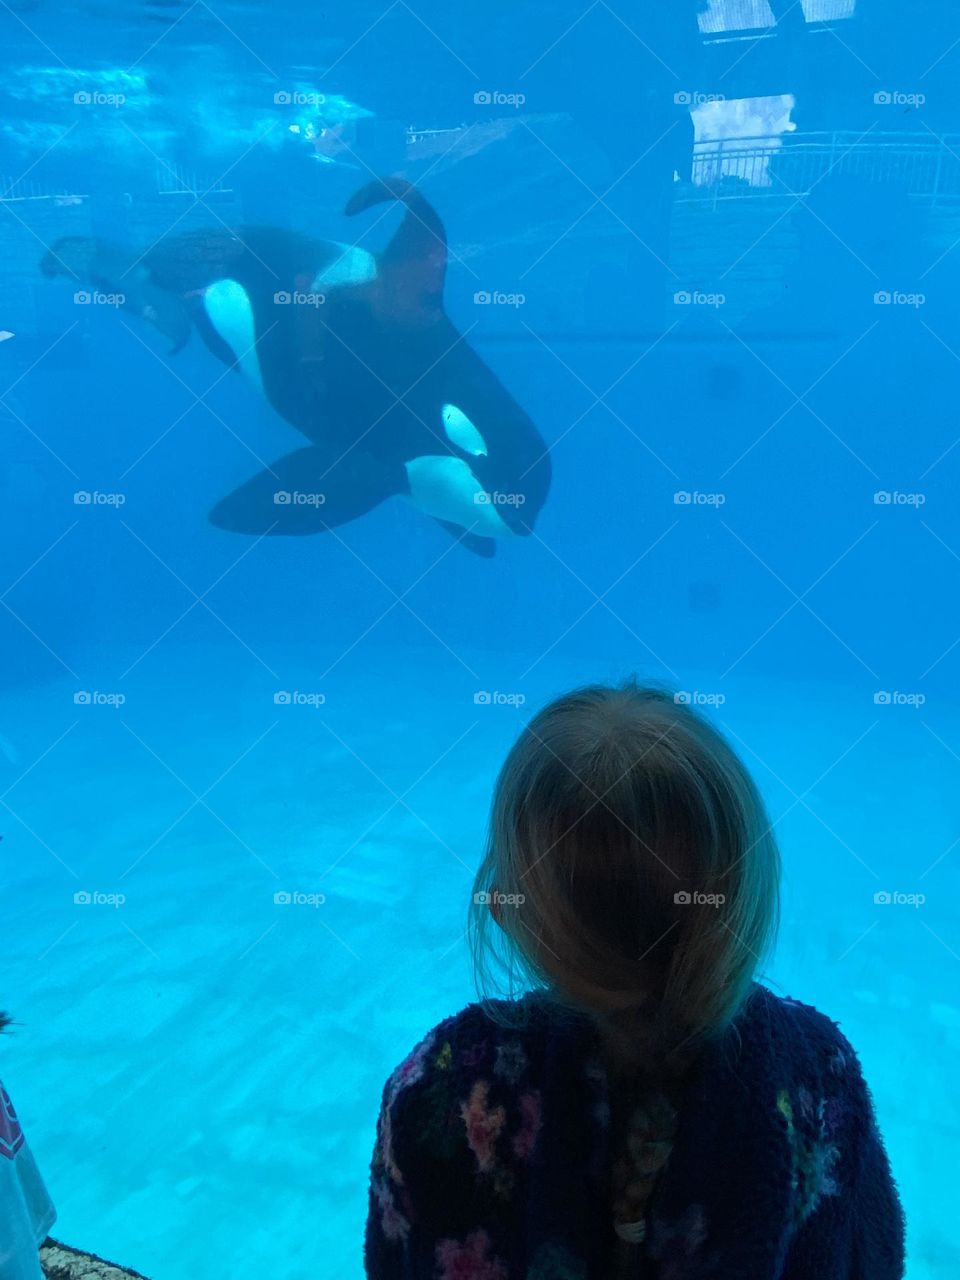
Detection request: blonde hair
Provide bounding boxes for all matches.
[469,682,780,1074]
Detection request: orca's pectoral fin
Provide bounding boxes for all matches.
[209,445,402,536]
[434,519,496,558]
[138,283,191,353]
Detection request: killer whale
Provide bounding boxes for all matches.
[41,179,551,556]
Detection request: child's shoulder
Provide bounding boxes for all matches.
[743,984,868,1092]
[382,985,868,1111]
[381,992,569,1103]
[753,983,856,1044]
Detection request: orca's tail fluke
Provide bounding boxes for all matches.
[41,236,191,354]
[345,177,447,323]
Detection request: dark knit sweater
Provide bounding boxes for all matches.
[364,984,905,1279]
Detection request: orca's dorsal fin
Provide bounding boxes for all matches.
[345,177,447,325]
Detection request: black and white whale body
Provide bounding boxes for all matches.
[41,179,551,556]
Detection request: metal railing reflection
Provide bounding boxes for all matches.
[688,131,960,205]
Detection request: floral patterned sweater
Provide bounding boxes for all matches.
[364,984,905,1280]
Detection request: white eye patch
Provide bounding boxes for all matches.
[442,403,487,457]
[202,278,264,395]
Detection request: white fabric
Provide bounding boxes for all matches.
[0,1082,56,1280]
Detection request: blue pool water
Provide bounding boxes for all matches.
[1,2,958,1276]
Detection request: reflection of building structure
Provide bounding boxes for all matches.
[662,1,960,328]
[405,117,565,173]
[0,181,92,341]
[698,0,856,39]
[154,162,233,198]
[0,176,88,204]
[406,125,468,160]
[669,125,960,329]
[124,164,243,243]
[688,131,960,206]
[0,167,243,341]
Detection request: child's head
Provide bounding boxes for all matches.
[470,682,780,1070]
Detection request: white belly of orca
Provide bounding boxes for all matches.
[404,455,514,537]
[202,278,265,396]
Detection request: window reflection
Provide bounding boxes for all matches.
[698,0,855,34]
